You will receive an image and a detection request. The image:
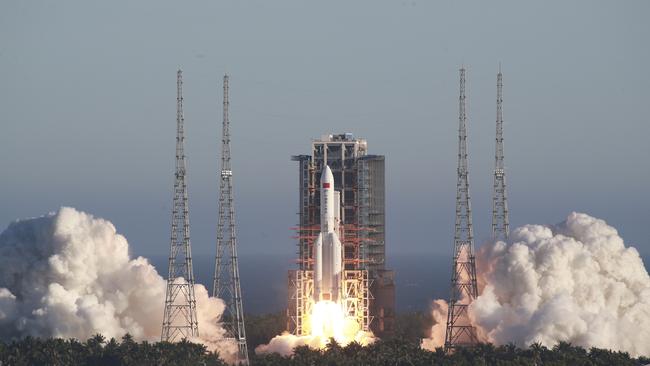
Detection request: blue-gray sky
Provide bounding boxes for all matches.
[1,0,649,266]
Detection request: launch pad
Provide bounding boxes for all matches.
[287,134,394,338]
[288,269,372,336]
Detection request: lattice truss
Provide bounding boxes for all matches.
[212,74,249,365]
[444,67,480,351]
[161,69,199,343]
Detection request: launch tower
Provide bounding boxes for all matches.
[161,69,200,342]
[212,75,249,364]
[444,68,480,350]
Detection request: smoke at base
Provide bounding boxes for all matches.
[256,300,375,356]
[423,212,650,357]
[0,207,238,362]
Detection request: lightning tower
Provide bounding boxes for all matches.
[212,74,249,364]
[162,69,199,342]
[444,67,479,350]
[492,67,510,241]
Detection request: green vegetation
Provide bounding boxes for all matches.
[0,334,226,366]
[1,312,649,365]
[252,339,650,366]
[245,311,287,352]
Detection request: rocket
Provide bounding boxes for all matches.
[313,165,343,303]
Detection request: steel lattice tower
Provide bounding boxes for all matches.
[492,67,510,241]
[162,69,199,342]
[444,67,479,351]
[212,74,249,365]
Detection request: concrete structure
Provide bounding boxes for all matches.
[288,133,395,337]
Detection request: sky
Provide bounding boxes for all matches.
[1,0,649,269]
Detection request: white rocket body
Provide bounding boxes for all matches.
[313,165,343,303]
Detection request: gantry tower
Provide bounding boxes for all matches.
[492,67,510,241]
[444,67,479,351]
[162,69,199,342]
[212,74,249,364]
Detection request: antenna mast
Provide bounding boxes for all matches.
[161,69,199,342]
[213,74,249,364]
[492,67,510,241]
[444,67,479,351]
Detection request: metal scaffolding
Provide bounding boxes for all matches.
[342,270,373,332]
[288,269,314,336]
[289,269,371,336]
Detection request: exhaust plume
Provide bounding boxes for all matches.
[256,314,375,357]
[0,207,238,361]
[423,212,650,357]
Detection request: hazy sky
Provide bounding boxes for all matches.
[1,1,649,266]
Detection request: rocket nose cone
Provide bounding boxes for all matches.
[322,165,334,183]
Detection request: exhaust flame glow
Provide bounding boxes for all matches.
[309,301,345,341]
[256,300,375,355]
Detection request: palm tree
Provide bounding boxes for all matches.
[292,345,322,365]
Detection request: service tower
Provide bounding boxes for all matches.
[289,133,395,337]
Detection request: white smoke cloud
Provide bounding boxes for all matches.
[256,330,376,356]
[256,332,330,356]
[423,212,650,357]
[0,207,237,361]
[256,301,376,355]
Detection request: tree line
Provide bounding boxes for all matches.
[1,311,649,365]
[0,334,225,366]
[252,339,650,366]
[2,335,649,366]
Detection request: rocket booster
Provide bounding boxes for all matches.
[313,165,343,303]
